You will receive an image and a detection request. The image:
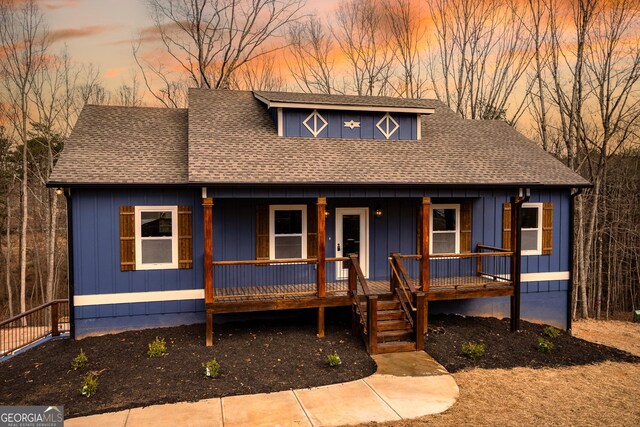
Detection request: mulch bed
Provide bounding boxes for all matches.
[0,308,376,418]
[425,314,640,372]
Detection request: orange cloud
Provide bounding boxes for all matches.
[49,25,116,43]
[105,67,127,78]
[41,0,81,10]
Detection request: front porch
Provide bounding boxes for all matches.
[203,196,526,354]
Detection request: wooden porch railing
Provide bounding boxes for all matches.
[347,254,378,353]
[210,257,351,300]
[390,253,426,350]
[394,244,514,291]
[0,299,69,358]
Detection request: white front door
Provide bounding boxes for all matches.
[335,208,369,279]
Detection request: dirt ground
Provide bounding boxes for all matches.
[425,315,637,372]
[573,319,640,356]
[0,309,376,418]
[363,319,640,427]
[368,361,640,427]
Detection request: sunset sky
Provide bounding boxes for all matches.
[41,0,341,91]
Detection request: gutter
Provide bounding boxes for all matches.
[567,188,583,333]
[64,188,75,339]
[510,188,531,332]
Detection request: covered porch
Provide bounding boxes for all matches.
[202,195,526,354]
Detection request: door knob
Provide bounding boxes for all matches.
[337,243,341,251]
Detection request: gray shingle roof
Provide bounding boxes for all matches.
[50,88,589,188]
[49,105,188,185]
[188,89,589,187]
[254,90,442,110]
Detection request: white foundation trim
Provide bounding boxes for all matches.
[521,271,570,282]
[74,272,571,307]
[74,289,205,306]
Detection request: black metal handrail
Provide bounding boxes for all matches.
[0,299,69,358]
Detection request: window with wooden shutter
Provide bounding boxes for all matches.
[460,201,472,253]
[502,202,553,255]
[542,202,553,255]
[256,205,269,259]
[502,203,512,251]
[307,205,318,258]
[178,206,193,269]
[120,206,136,271]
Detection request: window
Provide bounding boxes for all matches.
[269,205,307,260]
[521,203,543,255]
[430,204,460,254]
[135,206,178,270]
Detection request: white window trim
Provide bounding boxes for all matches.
[269,205,307,260]
[430,204,460,255]
[134,206,179,270]
[521,202,543,256]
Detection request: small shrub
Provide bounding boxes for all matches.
[147,336,167,358]
[80,373,98,398]
[326,352,342,367]
[203,358,220,378]
[71,348,88,370]
[543,326,560,339]
[537,337,554,353]
[461,341,486,362]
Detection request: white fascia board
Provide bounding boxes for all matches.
[253,93,435,115]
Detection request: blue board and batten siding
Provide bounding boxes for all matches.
[71,187,571,337]
[281,109,418,140]
[72,189,205,336]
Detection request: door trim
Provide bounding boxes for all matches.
[335,208,369,279]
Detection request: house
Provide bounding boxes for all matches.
[48,89,590,354]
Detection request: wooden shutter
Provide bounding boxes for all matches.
[460,202,472,253]
[307,205,318,258]
[120,206,136,271]
[256,205,269,260]
[542,202,553,255]
[502,202,512,251]
[178,206,193,269]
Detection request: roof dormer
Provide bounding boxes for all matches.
[253,91,435,140]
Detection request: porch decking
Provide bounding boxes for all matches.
[203,196,525,353]
[212,276,513,301]
[209,275,514,310]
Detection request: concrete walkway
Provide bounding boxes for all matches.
[66,351,458,427]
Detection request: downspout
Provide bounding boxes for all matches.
[568,188,583,334]
[511,188,530,332]
[64,188,75,339]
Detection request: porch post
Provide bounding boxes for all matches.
[420,197,430,292]
[203,197,214,346]
[510,196,522,332]
[420,197,431,335]
[317,197,327,337]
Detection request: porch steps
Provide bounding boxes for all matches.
[359,295,418,354]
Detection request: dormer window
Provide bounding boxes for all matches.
[376,113,399,139]
[303,109,328,137]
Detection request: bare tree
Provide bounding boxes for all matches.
[287,17,338,94]
[230,55,284,91]
[0,0,49,315]
[427,0,533,122]
[383,0,427,98]
[117,74,144,107]
[135,0,305,105]
[0,125,15,316]
[522,0,552,150]
[333,0,393,96]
